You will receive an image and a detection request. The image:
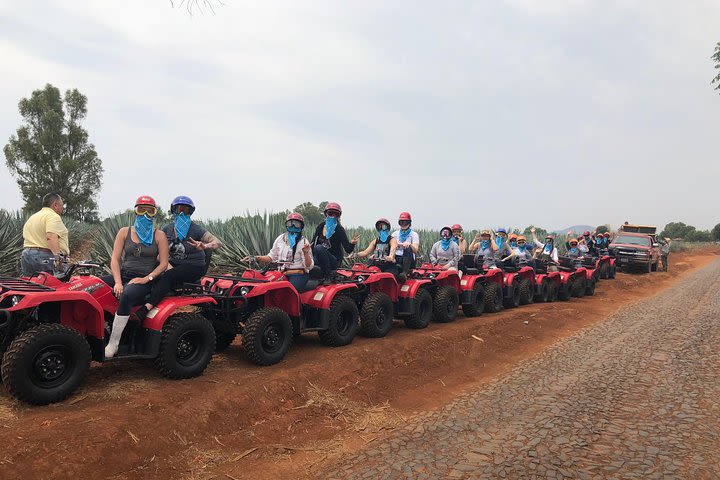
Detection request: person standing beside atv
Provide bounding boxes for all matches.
[102,196,169,358]
[469,229,499,268]
[451,224,467,254]
[20,193,69,276]
[254,213,314,291]
[311,202,359,276]
[531,227,559,271]
[659,237,671,272]
[354,218,399,276]
[392,212,420,280]
[429,226,461,270]
[133,196,223,320]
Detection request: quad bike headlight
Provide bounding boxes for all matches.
[356,276,365,283]
[239,286,252,296]
[11,295,22,306]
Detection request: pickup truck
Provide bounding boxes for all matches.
[609,232,661,273]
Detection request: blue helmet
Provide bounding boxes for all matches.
[170,195,195,215]
[496,227,507,235]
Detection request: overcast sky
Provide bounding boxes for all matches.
[1,0,719,230]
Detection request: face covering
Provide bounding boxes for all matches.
[440,238,451,251]
[509,240,517,248]
[325,217,338,238]
[287,226,302,248]
[518,244,526,252]
[134,214,154,247]
[379,229,390,242]
[481,240,490,250]
[174,212,192,242]
[496,236,505,248]
[543,243,552,254]
[399,227,412,243]
[569,246,579,254]
[452,235,460,244]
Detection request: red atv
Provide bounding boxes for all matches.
[0,263,217,405]
[203,260,364,366]
[404,263,462,324]
[494,257,537,308]
[558,256,599,297]
[459,254,505,314]
[533,258,579,301]
[530,260,562,303]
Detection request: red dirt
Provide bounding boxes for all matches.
[0,249,716,480]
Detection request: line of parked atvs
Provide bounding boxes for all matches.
[0,252,616,405]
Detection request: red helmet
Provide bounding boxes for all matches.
[135,195,156,207]
[375,217,390,230]
[324,202,342,216]
[583,231,591,237]
[451,223,462,231]
[286,212,304,223]
[398,212,412,221]
[545,234,555,241]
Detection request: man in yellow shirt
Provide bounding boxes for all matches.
[21,193,70,276]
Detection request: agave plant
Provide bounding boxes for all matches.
[0,211,24,276]
[89,212,135,274]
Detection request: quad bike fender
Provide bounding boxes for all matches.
[8,292,107,340]
[398,278,432,299]
[433,273,461,292]
[231,281,302,317]
[366,274,399,302]
[300,283,357,310]
[482,270,504,288]
[459,274,483,291]
[502,272,517,287]
[143,296,218,331]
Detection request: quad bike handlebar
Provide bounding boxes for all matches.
[56,261,103,282]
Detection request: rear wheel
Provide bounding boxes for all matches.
[504,280,521,308]
[433,285,459,323]
[534,279,550,303]
[404,288,433,329]
[609,264,616,279]
[519,278,534,305]
[461,283,484,317]
[156,312,216,379]
[573,277,586,298]
[243,307,293,365]
[483,282,503,313]
[585,278,596,296]
[318,295,358,346]
[2,324,91,405]
[557,281,571,301]
[548,281,559,302]
[360,292,394,338]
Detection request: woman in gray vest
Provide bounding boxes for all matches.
[132,196,222,320]
[102,196,169,358]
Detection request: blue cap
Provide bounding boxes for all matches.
[496,228,507,234]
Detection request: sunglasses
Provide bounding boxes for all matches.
[570,243,578,246]
[135,205,157,217]
[325,210,341,218]
[518,242,526,245]
[399,220,411,227]
[286,220,303,229]
[441,232,452,239]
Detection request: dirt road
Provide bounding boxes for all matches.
[0,250,716,480]
[322,257,720,479]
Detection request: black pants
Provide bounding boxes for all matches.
[147,264,206,306]
[661,254,668,271]
[395,253,416,274]
[101,274,154,316]
[370,259,400,280]
[313,246,339,276]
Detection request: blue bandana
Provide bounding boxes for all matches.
[509,241,517,248]
[481,240,490,250]
[518,245,527,252]
[452,236,460,245]
[287,226,302,248]
[569,247,579,255]
[174,212,192,241]
[399,228,412,243]
[134,214,154,247]
[496,237,505,249]
[440,238,451,251]
[543,243,552,254]
[325,217,338,238]
[379,230,390,242]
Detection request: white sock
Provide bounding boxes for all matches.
[105,314,130,358]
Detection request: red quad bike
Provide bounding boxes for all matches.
[460,254,505,314]
[201,260,364,366]
[584,252,614,280]
[494,257,537,308]
[557,256,599,297]
[529,259,562,303]
[405,263,462,324]
[533,258,580,301]
[0,263,217,405]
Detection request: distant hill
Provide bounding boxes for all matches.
[553,225,595,235]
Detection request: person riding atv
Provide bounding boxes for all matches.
[311,202,359,277]
[565,237,585,269]
[353,217,400,278]
[392,212,420,281]
[468,229,499,268]
[429,226,461,270]
[531,227,559,271]
[505,235,534,267]
[451,224,467,254]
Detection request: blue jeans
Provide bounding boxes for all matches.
[21,249,57,276]
[286,273,310,292]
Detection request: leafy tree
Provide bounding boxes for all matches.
[595,225,610,234]
[713,42,720,94]
[522,225,548,240]
[686,229,712,242]
[711,223,720,241]
[293,201,328,227]
[660,222,696,240]
[3,84,104,222]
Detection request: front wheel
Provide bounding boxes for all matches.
[585,278,596,296]
[360,292,394,338]
[534,279,550,303]
[483,282,503,313]
[1,324,91,405]
[404,288,433,329]
[519,278,534,305]
[318,295,358,346]
[433,285,459,323]
[504,280,521,308]
[243,307,293,365]
[156,313,216,379]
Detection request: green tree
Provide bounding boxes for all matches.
[3,84,104,222]
[713,42,720,94]
[522,225,548,240]
[686,229,711,242]
[660,222,696,240]
[293,201,328,227]
[711,223,720,241]
[595,225,610,234]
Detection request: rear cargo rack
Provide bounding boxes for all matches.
[0,277,55,293]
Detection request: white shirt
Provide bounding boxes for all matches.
[392,229,420,257]
[267,234,313,272]
[534,239,559,262]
